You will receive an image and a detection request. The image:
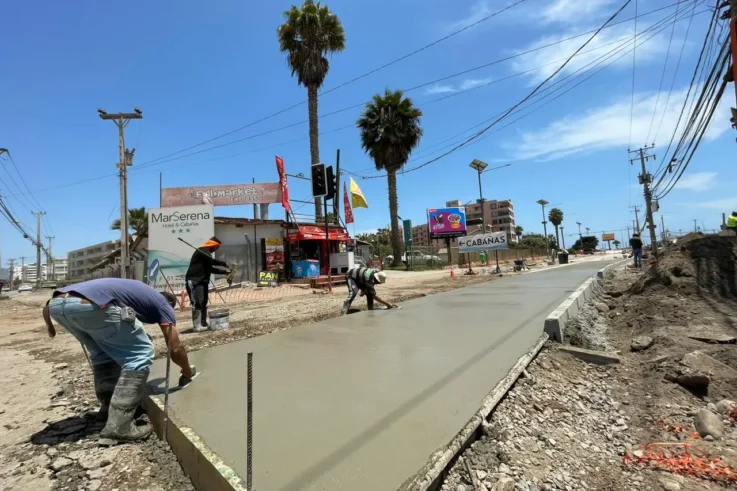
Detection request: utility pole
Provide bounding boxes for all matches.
[586,227,590,236]
[98,108,142,279]
[7,259,14,290]
[46,235,55,281]
[19,256,25,282]
[726,0,737,129]
[629,145,659,257]
[560,226,566,249]
[32,211,45,288]
[660,215,666,242]
[694,219,699,232]
[470,159,489,231]
[576,222,583,240]
[537,199,550,257]
[630,205,641,233]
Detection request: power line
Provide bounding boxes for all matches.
[6,0,697,199]
[135,0,531,168]
[628,0,639,149]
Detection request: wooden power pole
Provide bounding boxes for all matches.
[98,108,142,279]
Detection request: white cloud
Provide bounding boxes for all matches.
[446,1,495,32]
[672,172,717,192]
[511,21,669,84]
[424,77,494,95]
[542,0,616,24]
[502,86,732,161]
[425,84,457,95]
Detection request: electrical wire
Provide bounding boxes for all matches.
[5,0,698,199]
[136,0,531,168]
[628,0,639,150]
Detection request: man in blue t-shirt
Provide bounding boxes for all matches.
[42,278,195,441]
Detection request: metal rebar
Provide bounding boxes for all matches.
[163,324,173,443]
[247,351,253,490]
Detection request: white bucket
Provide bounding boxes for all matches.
[209,310,230,331]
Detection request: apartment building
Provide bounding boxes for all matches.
[67,240,121,279]
[463,199,516,242]
[21,257,68,282]
[411,223,431,247]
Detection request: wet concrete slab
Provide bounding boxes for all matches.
[150,260,611,491]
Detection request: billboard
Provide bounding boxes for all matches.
[264,238,285,272]
[161,183,281,207]
[147,205,215,292]
[427,207,467,238]
[458,232,509,253]
[602,233,616,241]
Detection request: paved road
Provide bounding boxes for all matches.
[150,259,611,491]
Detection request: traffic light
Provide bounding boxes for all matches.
[311,163,327,198]
[325,165,336,201]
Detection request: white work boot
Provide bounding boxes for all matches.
[192,310,207,332]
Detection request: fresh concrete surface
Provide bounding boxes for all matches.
[150,259,611,491]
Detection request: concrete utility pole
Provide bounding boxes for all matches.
[629,145,658,257]
[630,205,641,233]
[694,219,699,232]
[576,221,583,240]
[727,0,737,128]
[537,199,549,256]
[560,226,566,249]
[661,215,666,242]
[46,235,55,281]
[586,227,590,236]
[33,211,46,287]
[99,108,142,279]
[470,159,489,232]
[7,259,14,290]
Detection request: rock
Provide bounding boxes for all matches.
[630,336,654,352]
[476,470,487,481]
[50,457,73,471]
[46,448,59,458]
[456,485,466,491]
[707,402,717,413]
[704,435,714,442]
[87,466,111,480]
[87,480,102,491]
[659,477,681,491]
[498,463,511,474]
[715,400,735,415]
[594,302,609,313]
[694,409,724,438]
[53,363,69,370]
[66,450,85,461]
[675,372,710,391]
[491,477,516,491]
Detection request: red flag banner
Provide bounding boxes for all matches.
[344,182,354,224]
[275,155,291,213]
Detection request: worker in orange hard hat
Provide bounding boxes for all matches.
[185,236,231,331]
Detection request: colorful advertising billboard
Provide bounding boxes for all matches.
[427,207,467,238]
[147,205,215,292]
[161,183,281,207]
[458,232,509,253]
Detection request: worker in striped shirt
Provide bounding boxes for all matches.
[341,266,395,315]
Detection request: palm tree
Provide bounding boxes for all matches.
[613,239,621,249]
[277,0,345,219]
[111,207,148,235]
[356,89,423,266]
[514,225,524,242]
[548,208,564,250]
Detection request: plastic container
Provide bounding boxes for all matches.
[209,310,230,331]
[557,253,569,264]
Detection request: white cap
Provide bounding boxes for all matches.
[374,271,387,284]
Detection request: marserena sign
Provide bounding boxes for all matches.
[151,211,212,223]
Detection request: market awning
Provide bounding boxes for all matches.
[287,226,350,242]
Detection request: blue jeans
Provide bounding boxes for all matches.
[633,249,643,268]
[48,297,155,371]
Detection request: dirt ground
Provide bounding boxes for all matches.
[2,259,589,491]
[442,234,737,491]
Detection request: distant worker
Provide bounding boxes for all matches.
[185,236,231,331]
[630,232,644,269]
[727,211,737,234]
[42,278,196,441]
[341,266,395,315]
[479,250,487,266]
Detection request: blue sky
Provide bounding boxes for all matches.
[1,0,734,263]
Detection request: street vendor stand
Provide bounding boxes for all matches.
[285,224,351,282]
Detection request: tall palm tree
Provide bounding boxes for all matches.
[514,225,524,242]
[356,89,423,266]
[277,0,345,218]
[548,208,564,250]
[111,207,148,235]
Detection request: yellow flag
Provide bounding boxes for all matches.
[349,177,368,209]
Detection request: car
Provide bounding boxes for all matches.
[18,284,34,292]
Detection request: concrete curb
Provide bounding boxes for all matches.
[544,258,630,342]
[143,395,246,491]
[398,333,548,491]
